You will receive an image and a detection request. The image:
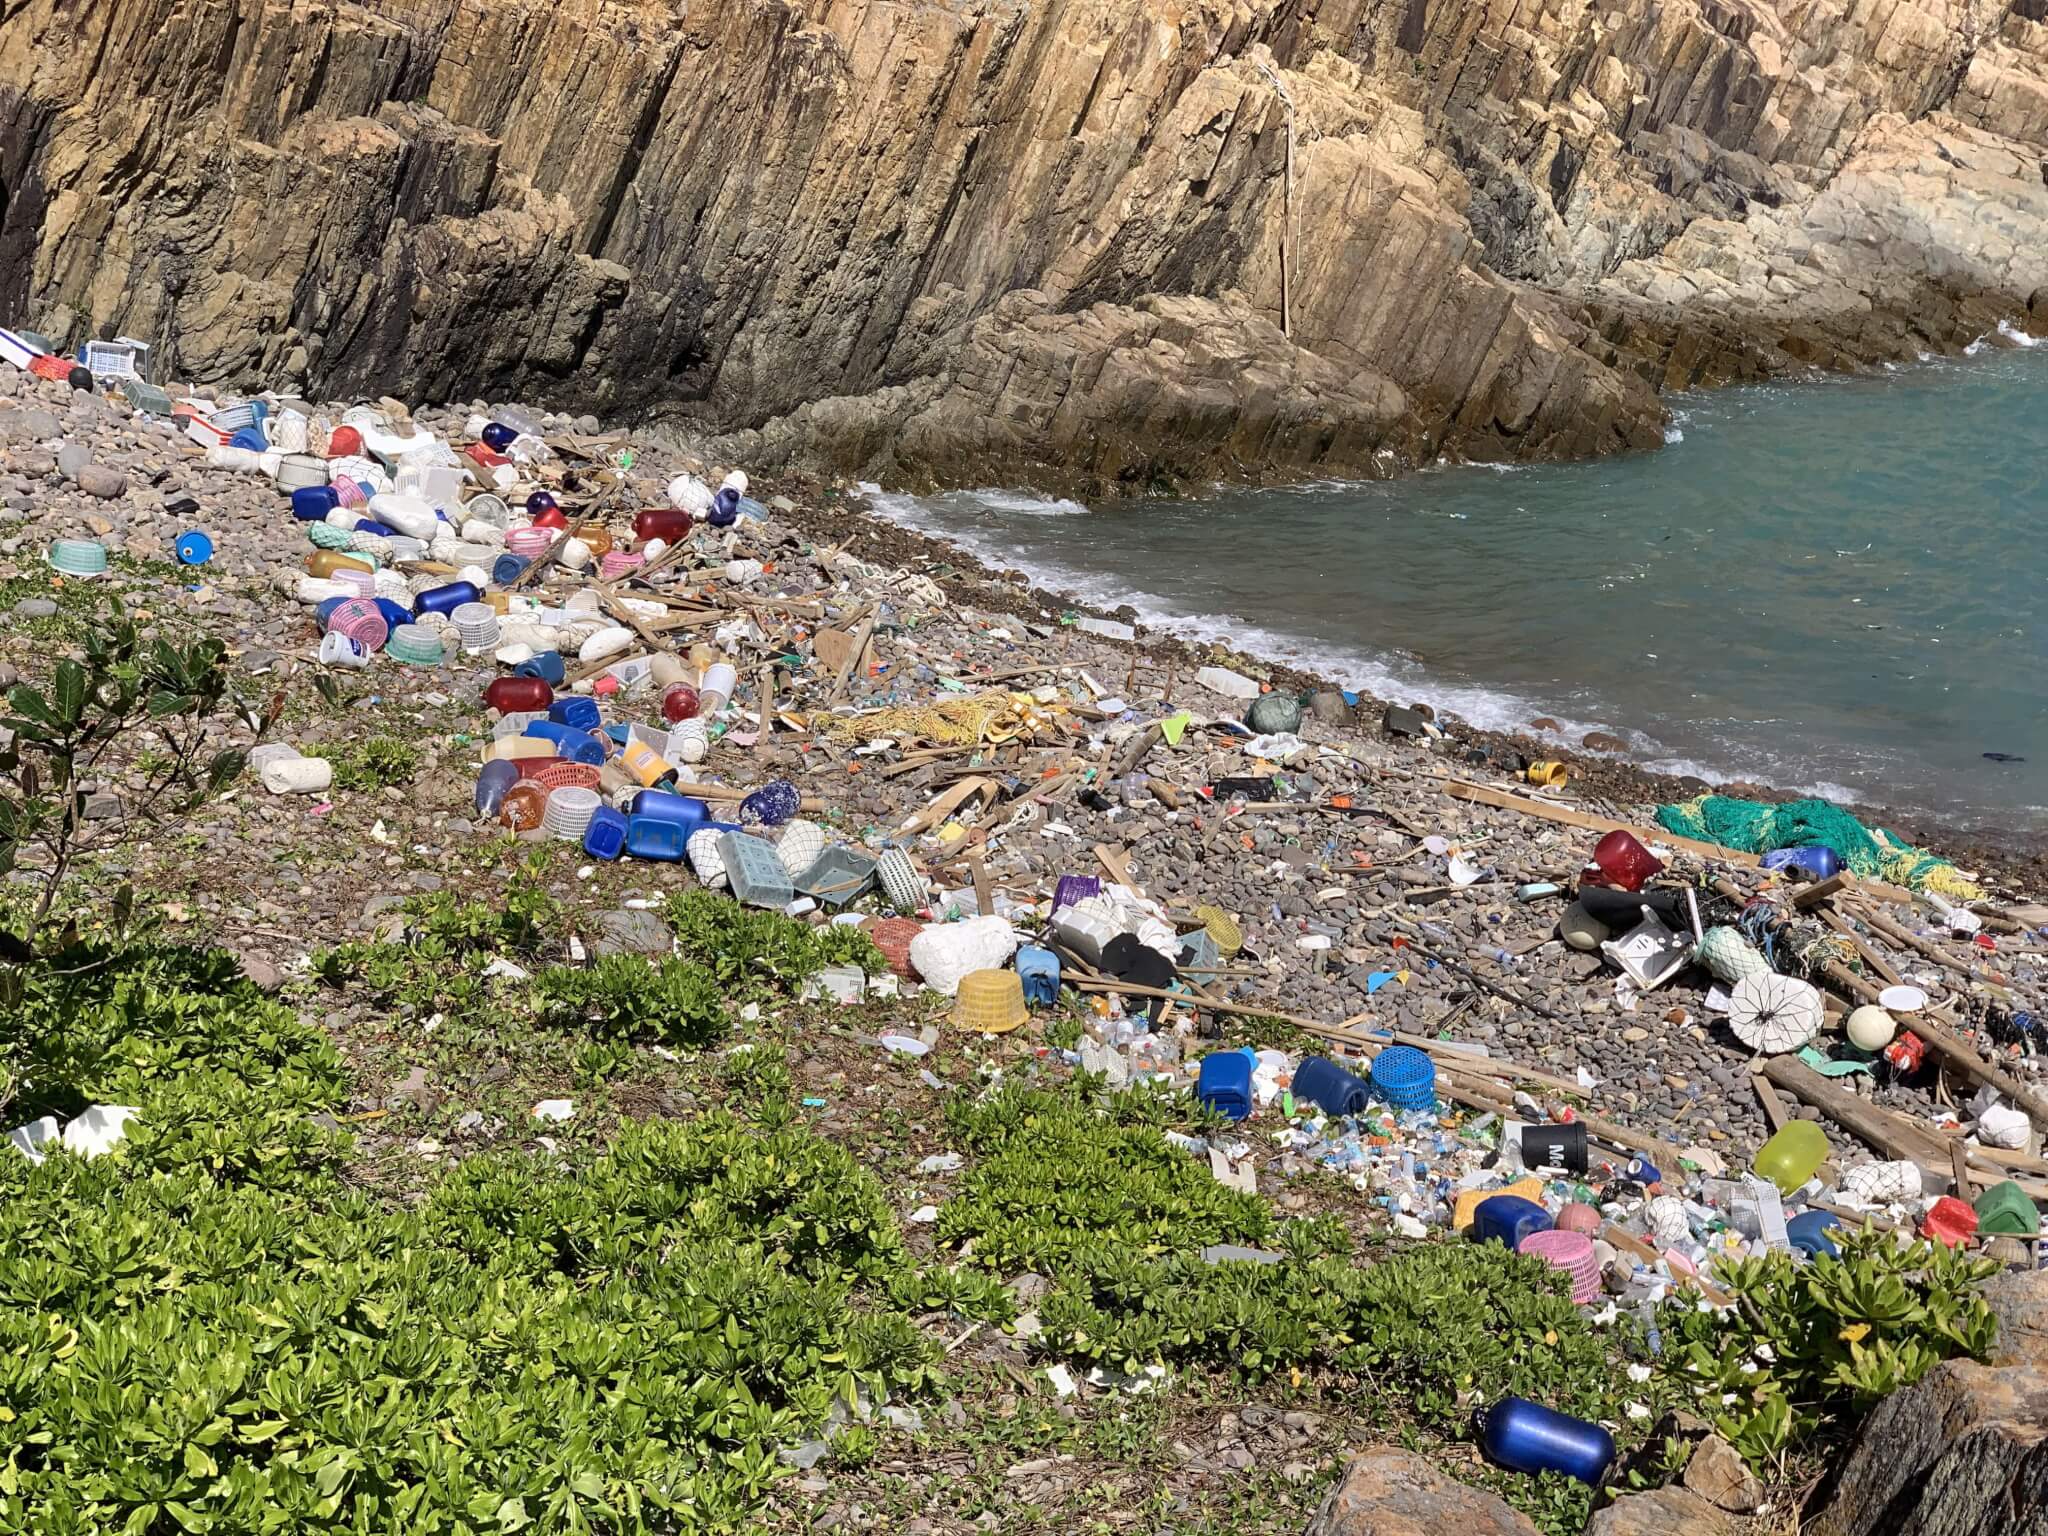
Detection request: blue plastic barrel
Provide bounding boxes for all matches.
[630,789,708,833]
[624,815,685,861]
[415,581,481,618]
[1197,1051,1254,1121]
[583,805,628,861]
[1479,1398,1614,1486]
[1293,1056,1370,1117]
[291,486,339,520]
[516,651,566,686]
[1470,1195,1552,1248]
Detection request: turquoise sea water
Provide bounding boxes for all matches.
[865,339,2048,833]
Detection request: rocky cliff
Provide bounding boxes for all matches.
[6,0,2048,491]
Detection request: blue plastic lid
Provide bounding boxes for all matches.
[174,530,213,566]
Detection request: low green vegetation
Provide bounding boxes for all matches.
[309,735,420,792]
[1663,1230,2001,1469]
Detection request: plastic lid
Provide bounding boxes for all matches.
[175,530,214,565]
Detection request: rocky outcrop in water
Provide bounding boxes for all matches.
[6,0,2048,492]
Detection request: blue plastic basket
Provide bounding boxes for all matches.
[1370,1044,1437,1110]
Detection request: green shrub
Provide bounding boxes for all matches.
[1663,1228,2001,1469]
[311,735,420,792]
[535,955,727,1049]
[0,940,999,1534]
[661,890,885,1002]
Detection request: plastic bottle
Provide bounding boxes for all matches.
[485,676,553,714]
[1753,1122,1828,1195]
[416,581,482,618]
[634,508,694,544]
[306,550,373,578]
[474,759,520,817]
[1481,1398,1615,1485]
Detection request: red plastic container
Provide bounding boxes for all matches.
[634,508,694,545]
[661,683,701,723]
[485,676,553,714]
[326,425,364,458]
[530,506,568,530]
[1921,1195,1978,1247]
[1584,830,1663,893]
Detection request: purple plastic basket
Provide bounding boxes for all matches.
[1053,874,1101,912]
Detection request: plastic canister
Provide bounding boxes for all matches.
[583,804,628,859]
[1197,1051,1254,1121]
[634,508,694,545]
[1480,1398,1614,1486]
[1470,1195,1553,1249]
[625,815,686,861]
[700,662,737,713]
[1973,1179,2039,1236]
[486,676,553,714]
[367,492,440,540]
[416,581,481,618]
[291,486,340,520]
[547,696,602,731]
[630,790,709,833]
[1292,1056,1370,1117]
[1519,1122,1589,1175]
[1785,1209,1841,1258]
[522,721,605,764]
[619,739,675,788]
[1753,1122,1828,1196]
[318,632,370,668]
[516,652,567,686]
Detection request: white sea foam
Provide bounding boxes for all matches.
[1997,318,2044,349]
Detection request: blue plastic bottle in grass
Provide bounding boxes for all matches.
[1480,1398,1614,1486]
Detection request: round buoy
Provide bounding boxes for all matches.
[1559,901,1610,953]
[1846,1005,1897,1052]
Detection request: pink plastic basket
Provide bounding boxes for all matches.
[324,598,389,653]
[1517,1229,1602,1304]
[331,476,368,509]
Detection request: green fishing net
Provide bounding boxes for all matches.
[1655,794,1982,899]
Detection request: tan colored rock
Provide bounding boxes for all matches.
[1683,1432,1765,1514]
[1587,1485,1738,1536]
[1302,1446,1542,1536]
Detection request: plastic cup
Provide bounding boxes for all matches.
[318,631,370,668]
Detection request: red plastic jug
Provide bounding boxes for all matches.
[634,508,694,545]
[485,676,553,714]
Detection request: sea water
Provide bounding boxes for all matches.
[865,342,2048,833]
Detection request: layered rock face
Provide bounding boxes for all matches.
[5,0,2048,491]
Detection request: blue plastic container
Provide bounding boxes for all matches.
[708,487,741,527]
[1015,945,1060,1006]
[481,422,517,452]
[474,760,519,818]
[583,805,628,861]
[1197,1050,1254,1121]
[373,597,414,631]
[516,651,566,686]
[1480,1398,1614,1486]
[1762,844,1843,880]
[630,789,709,833]
[1370,1044,1437,1110]
[357,520,403,539]
[228,427,267,452]
[523,721,605,765]
[315,597,348,627]
[415,581,481,618]
[291,486,339,520]
[1786,1208,1841,1259]
[548,696,602,731]
[624,815,685,862]
[1292,1055,1370,1117]
[174,530,213,565]
[1470,1195,1553,1248]
[492,554,530,586]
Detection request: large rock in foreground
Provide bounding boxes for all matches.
[1302,1447,1541,1536]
